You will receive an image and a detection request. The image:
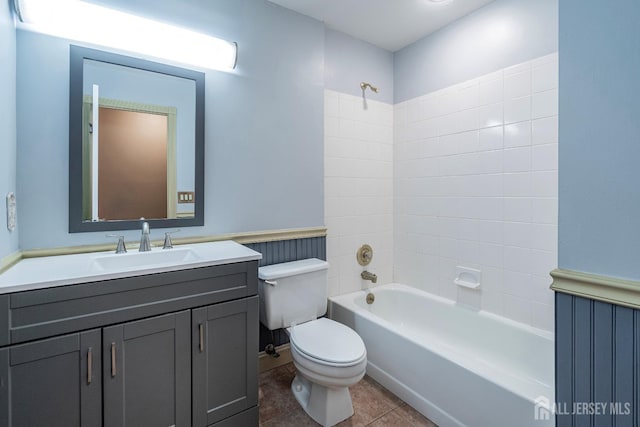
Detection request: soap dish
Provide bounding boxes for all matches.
[453,266,481,289]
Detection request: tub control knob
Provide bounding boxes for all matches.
[357,244,373,266]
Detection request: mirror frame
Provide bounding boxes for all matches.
[69,45,205,232]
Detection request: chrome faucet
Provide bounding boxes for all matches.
[107,234,127,254]
[139,221,151,252]
[361,270,377,284]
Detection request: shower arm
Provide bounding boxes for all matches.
[360,82,379,93]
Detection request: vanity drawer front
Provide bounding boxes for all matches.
[7,260,258,345]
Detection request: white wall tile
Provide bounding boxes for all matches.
[325,91,340,117]
[532,143,558,171]
[531,275,554,306]
[532,89,558,119]
[504,96,531,124]
[504,70,532,100]
[532,116,558,145]
[457,287,482,310]
[439,109,479,135]
[503,294,533,325]
[504,121,532,148]
[504,61,531,76]
[531,224,558,252]
[528,250,557,277]
[504,245,532,273]
[328,54,558,333]
[325,116,340,138]
[531,52,558,68]
[325,91,394,298]
[479,78,503,106]
[481,291,504,316]
[504,222,532,248]
[478,220,504,244]
[532,60,558,93]
[532,198,558,224]
[478,103,504,128]
[456,82,480,111]
[503,172,532,197]
[479,126,504,151]
[503,270,533,298]
[478,242,503,268]
[531,171,558,197]
[339,93,357,120]
[503,198,533,223]
[503,147,531,173]
[530,302,554,331]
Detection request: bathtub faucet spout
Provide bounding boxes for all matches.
[361,270,378,284]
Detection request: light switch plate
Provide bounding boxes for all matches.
[6,192,16,232]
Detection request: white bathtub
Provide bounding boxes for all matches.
[329,284,554,427]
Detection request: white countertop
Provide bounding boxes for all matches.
[0,240,262,294]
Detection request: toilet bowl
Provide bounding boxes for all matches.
[288,318,367,427]
[258,259,367,426]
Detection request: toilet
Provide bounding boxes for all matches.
[258,258,367,427]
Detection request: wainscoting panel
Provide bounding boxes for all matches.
[556,292,637,426]
[244,237,326,352]
[245,237,326,268]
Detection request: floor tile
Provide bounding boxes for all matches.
[258,363,437,427]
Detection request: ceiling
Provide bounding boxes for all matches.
[268,0,497,52]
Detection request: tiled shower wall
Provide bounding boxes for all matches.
[324,90,394,296]
[394,53,558,331]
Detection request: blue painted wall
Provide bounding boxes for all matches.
[15,0,325,250]
[394,0,558,103]
[0,1,18,259]
[558,0,640,281]
[556,1,640,423]
[324,29,394,104]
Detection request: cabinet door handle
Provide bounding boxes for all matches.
[87,347,93,385]
[111,342,117,377]
[199,323,204,353]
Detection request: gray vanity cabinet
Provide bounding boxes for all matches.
[103,310,191,427]
[0,329,102,427]
[0,259,260,427]
[192,296,259,426]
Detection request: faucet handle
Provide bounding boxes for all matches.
[163,229,181,249]
[106,234,127,254]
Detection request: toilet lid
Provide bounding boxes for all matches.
[290,318,366,365]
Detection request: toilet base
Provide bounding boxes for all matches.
[291,374,354,427]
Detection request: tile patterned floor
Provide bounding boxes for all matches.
[259,363,437,427]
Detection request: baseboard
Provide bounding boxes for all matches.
[259,344,292,373]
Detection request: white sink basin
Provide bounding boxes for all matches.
[89,247,201,272]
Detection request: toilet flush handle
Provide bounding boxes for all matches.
[264,280,278,287]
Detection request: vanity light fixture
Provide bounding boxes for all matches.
[13,0,237,71]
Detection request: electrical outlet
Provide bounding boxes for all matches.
[6,192,16,232]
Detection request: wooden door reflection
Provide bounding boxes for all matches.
[98,108,167,220]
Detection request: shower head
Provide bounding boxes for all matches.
[360,82,379,93]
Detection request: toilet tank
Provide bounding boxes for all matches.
[258,258,329,330]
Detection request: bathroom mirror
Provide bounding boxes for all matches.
[69,45,205,232]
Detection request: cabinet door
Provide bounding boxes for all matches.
[103,310,191,427]
[0,330,101,427]
[192,296,258,426]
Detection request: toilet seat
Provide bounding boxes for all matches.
[289,318,366,367]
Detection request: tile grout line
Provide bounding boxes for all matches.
[363,402,406,426]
